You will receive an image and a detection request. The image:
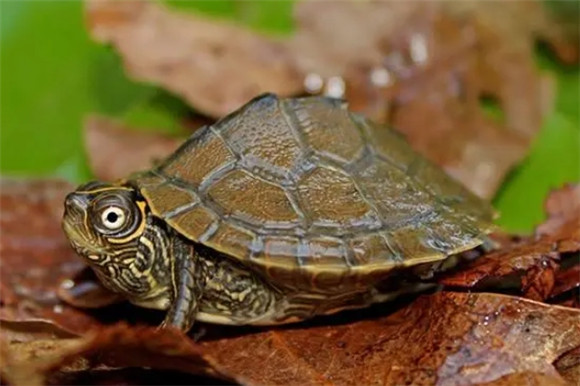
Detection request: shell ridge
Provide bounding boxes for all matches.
[133,95,494,281]
[278,97,316,231]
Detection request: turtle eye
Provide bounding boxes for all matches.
[100,206,126,230]
[89,190,143,239]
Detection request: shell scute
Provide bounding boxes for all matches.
[140,181,200,216]
[301,236,347,267]
[286,97,365,164]
[261,235,300,268]
[355,159,435,228]
[161,129,236,186]
[297,166,378,231]
[207,169,299,227]
[216,93,303,182]
[131,94,495,288]
[206,222,255,260]
[171,205,219,240]
[349,233,399,266]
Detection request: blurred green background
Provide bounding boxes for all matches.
[1,1,578,233]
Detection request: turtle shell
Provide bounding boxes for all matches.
[130,94,495,288]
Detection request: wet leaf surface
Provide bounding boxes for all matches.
[85,0,577,199]
[1,179,580,385]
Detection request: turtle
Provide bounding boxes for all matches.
[62,93,495,332]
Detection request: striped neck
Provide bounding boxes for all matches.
[92,215,172,304]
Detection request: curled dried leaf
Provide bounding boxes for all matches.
[194,292,579,385]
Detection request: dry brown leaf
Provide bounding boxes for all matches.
[300,1,554,199]
[555,346,580,385]
[0,338,85,386]
[2,180,580,385]
[8,293,580,386]
[85,0,302,118]
[56,267,122,309]
[478,372,569,386]
[440,184,580,301]
[198,292,580,386]
[0,179,99,334]
[0,318,89,386]
[84,0,577,199]
[85,116,183,181]
[536,184,580,239]
[552,265,580,300]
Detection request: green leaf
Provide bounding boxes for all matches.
[0,1,188,183]
[493,110,580,233]
[163,0,295,35]
[492,46,580,233]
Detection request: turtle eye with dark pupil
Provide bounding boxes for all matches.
[106,212,118,223]
[100,206,126,230]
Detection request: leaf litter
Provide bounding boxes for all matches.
[84,116,182,182]
[1,179,579,385]
[2,0,579,385]
[85,0,578,199]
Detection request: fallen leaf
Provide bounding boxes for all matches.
[9,293,580,386]
[552,264,580,300]
[0,335,87,386]
[48,368,228,386]
[478,372,569,386]
[555,346,580,385]
[195,292,580,386]
[300,1,556,199]
[536,184,580,241]
[85,0,577,199]
[3,180,580,385]
[0,320,79,343]
[56,267,122,309]
[440,184,580,301]
[47,324,232,382]
[85,0,303,118]
[0,179,99,334]
[85,116,182,181]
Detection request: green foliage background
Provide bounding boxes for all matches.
[1,1,578,233]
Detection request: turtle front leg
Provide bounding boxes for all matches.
[162,236,202,332]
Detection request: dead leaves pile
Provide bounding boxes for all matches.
[86,0,577,198]
[1,0,579,385]
[1,180,579,385]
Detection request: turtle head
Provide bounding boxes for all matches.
[62,181,149,290]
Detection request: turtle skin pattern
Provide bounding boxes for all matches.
[131,94,494,289]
